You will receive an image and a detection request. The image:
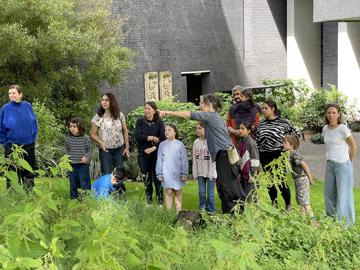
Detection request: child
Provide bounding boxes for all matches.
[230,89,261,134]
[237,121,260,203]
[156,123,188,213]
[192,122,217,214]
[66,117,92,199]
[92,166,126,199]
[283,134,314,217]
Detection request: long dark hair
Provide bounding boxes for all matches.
[144,101,160,122]
[201,94,222,112]
[241,89,256,107]
[166,123,179,139]
[97,92,121,119]
[263,100,281,117]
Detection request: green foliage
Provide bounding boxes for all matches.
[301,86,352,131]
[259,151,292,188]
[1,168,360,269]
[0,0,132,122]
[32,101,65,173]
[262,79,311,128]
[310,133,324,144]
[261,79,356,131]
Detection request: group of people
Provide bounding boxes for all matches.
[0,84,357,226]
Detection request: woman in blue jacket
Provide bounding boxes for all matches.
[0,85,38,191]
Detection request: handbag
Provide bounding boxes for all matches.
[227,145,240,165]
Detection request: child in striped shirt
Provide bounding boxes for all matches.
[66,117,92,199]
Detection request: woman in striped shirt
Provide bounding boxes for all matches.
[66,117,92,199]
[256,100,296,211]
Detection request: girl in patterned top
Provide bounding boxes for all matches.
[256,100,296,211]
[283,134,314,217]
[90,93,129,176]
[66,117,92,199]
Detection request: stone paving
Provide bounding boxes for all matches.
[299,132,360,186]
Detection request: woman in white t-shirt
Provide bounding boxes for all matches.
[322,103,357,226]
[90,93,129,177]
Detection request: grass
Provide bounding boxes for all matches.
[117,177,360,226]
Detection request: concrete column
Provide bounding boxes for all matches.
[338,22,360,107]
[287,0,321,89]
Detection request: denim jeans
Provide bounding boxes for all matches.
[69,163,91,199]
[198,176,216,214]
[99,145,124,175]
[324,160,355,226]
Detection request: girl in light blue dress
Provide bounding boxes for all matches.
[156,123,188,213]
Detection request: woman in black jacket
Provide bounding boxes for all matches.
[135,101,166,206]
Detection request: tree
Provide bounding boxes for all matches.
[0,0,132,123]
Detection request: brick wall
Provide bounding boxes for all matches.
[108,0,287,113]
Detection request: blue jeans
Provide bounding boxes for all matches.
[198,176,216,214]
[69,163,91,199]
[324,160,355,226]
[99,145,124,175]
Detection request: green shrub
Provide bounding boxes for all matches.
[0,0,132,124]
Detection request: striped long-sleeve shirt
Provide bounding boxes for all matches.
[65,135,93,164]
[256,117,296,153]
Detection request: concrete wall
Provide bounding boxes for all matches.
[287,0,321,89]
[107,0,287,113]
[338,22,360,107]
[322,22,338,88]
[314,0,360,22]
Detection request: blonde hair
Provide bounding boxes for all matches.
[284,134,300,150]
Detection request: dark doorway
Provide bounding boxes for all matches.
[186,74,202,105]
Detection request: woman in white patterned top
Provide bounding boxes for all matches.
[90,93,129,178]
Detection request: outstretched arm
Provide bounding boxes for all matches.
[160,111,191,119]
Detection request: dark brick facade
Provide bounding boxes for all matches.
[108,0,287,113]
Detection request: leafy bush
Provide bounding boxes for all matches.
[349,121,360,132]
[261,80,356,132]
[310,133,324,144]
[261,79,311,128]
[0,0,132,123]
[1,153,360,269]
[32,101,66,171]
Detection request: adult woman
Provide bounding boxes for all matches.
[160,94,245,214]
[322,103,356,226]
[90,92,129,176]
[135,101,165,206]
[256,100,296,211]
[0,85,38,191]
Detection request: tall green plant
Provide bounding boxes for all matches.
[0,0,132,122]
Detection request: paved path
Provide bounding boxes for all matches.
[299,132,360,186]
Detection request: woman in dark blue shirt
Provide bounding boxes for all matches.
[0,85,38,191]
[135,101,166,206]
